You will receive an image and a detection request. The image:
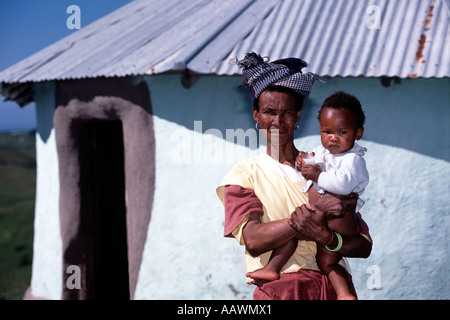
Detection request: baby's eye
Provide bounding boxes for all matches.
[339,130,347,134]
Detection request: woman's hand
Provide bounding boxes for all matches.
[309,187,358,219]
[288,204,332,245]
[289,192,372,258]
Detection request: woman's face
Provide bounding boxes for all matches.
[253,90,301,147]
[319,107,363,154]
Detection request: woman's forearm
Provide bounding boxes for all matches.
[242,213,298,257]
[242,205,372,259]
[319,229,372,258]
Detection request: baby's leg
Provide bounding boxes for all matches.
[316,244,356,300]
[309,187,358,298]
[319,208,359,299]
[247,238,297,282]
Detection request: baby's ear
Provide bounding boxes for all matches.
[356,127,364,140]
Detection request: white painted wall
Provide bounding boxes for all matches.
[31,82,62,299]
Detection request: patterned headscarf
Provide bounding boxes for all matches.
[236,52,316,109]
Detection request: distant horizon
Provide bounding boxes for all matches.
[0,126,37,133]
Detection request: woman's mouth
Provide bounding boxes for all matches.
[268,129,287,135]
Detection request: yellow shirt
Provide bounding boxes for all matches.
[217,153,327,284]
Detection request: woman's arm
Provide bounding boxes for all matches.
[235,186,372,259]
[242,213,298,257]
[239,186,351,257]
[224,185,298,257]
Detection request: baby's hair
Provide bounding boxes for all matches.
[318,91,366,128]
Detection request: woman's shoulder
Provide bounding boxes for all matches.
[228,154,264,171]
[218,155,262,190]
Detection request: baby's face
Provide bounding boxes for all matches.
[319,107,363,154]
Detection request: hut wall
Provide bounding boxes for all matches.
[27,74,449,299]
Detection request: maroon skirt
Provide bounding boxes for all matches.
[253,269,357,300]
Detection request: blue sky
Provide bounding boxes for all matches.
[0,0,133,132]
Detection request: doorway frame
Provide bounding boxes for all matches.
[54,77,155,299]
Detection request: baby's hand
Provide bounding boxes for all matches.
[296,151,314,171]
[301,164,322,182]
[296,151,306,171]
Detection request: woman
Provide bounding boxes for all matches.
[216,52,372,300]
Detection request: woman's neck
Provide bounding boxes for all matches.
[267,143,299,167]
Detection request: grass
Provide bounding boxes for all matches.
[0,131,36,300]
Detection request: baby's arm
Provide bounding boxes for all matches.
[309,187,361,236]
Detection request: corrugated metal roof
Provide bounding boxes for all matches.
[0,0,448,90]
[211,0,450,78]
[0,0,274,84]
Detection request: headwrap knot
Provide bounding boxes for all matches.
[236,52,316,109]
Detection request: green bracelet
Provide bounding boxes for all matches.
[325,232,342,252]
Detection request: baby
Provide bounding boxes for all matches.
[247,91,369,300]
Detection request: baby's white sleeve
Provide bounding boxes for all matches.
[317,155,369,195]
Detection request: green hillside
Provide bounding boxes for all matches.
[0,132,36,300]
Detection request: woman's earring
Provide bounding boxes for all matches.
[255,122,261,130]
[294,123,299,130]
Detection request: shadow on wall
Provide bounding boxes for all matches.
[144,74,449,162]
[34,74,449,162]
[302,77,450,163]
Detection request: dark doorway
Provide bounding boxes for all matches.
[78,120,129,299]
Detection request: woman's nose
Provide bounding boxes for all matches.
[272,115,282,126]
[272,114,283,126]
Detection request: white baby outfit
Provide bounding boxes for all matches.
[301,142,369,212]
